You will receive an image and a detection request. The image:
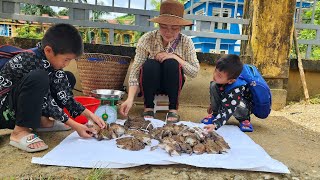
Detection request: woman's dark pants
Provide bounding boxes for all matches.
[140,59,185,110]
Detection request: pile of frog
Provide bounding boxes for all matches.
[88,117,230,156]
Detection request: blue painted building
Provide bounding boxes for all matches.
[0,24,11,37]
[184,0,313,54]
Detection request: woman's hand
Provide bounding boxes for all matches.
[119,99,134,116]
[155,52,177,63]
[119,86,138,117]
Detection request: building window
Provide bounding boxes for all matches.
[220,50,228,54]
[196,9,205,16]
[212,8,231,30]
[0,25,6,36]
[195,9,205,31]
[234,46,240,52]
[90,31,95,43]
[101,32,107,44]
[36,28,41,34]
[209,49,216,53]
[8,25,12,37]
[209,49,228,54]
[123,34,130,44]
[195,48,202,52]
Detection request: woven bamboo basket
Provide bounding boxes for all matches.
[76,53,131,96]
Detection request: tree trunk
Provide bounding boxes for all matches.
[241,0,296,110]
[240,0,254,64]
[251,0,295,80]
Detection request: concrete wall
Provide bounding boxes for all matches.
[288,59,320,101]
[287,70,320,101]
[66,61,320,109]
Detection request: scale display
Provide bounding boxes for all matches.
[91,89,124,124]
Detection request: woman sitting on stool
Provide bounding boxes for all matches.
[119,0,200,123]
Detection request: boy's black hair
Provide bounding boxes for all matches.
[215,54,243,79]
[41,23,83,57]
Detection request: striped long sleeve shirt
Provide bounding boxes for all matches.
[128,30,200,86]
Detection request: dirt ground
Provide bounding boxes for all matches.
[0,103,320,180]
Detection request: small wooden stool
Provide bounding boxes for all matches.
[153,95,169,113]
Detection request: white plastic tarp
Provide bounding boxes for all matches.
[32,119,290,174]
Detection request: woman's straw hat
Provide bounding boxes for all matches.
[148,0,193,26]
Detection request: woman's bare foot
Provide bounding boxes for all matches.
[10,125,47,150]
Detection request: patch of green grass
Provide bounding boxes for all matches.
[287,101,298,106]
[310,94,320,104]
[85,168,111,180]
[3,177,15,180]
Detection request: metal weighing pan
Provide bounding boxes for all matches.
[91,89,125,99]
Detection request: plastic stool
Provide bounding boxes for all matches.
[153,95,169,113]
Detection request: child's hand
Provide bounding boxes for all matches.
[75,123,97,138]
[90,113,106,129]
[65,119,97,138]
[204,124,216,132]
[82,109,106,129]
[207,106,212,114]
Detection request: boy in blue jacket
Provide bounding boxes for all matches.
[202,54,253,132]
[0,24,105,152]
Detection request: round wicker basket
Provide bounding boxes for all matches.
[76,53,131,96]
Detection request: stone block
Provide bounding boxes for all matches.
[271,89,287,110]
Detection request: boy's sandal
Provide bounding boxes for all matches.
[35,120,71,132]
[9,134,48,153]
[239,120,254,132]
[165,112,180,123]
[201,114,215,124]
[142,111,154,119]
